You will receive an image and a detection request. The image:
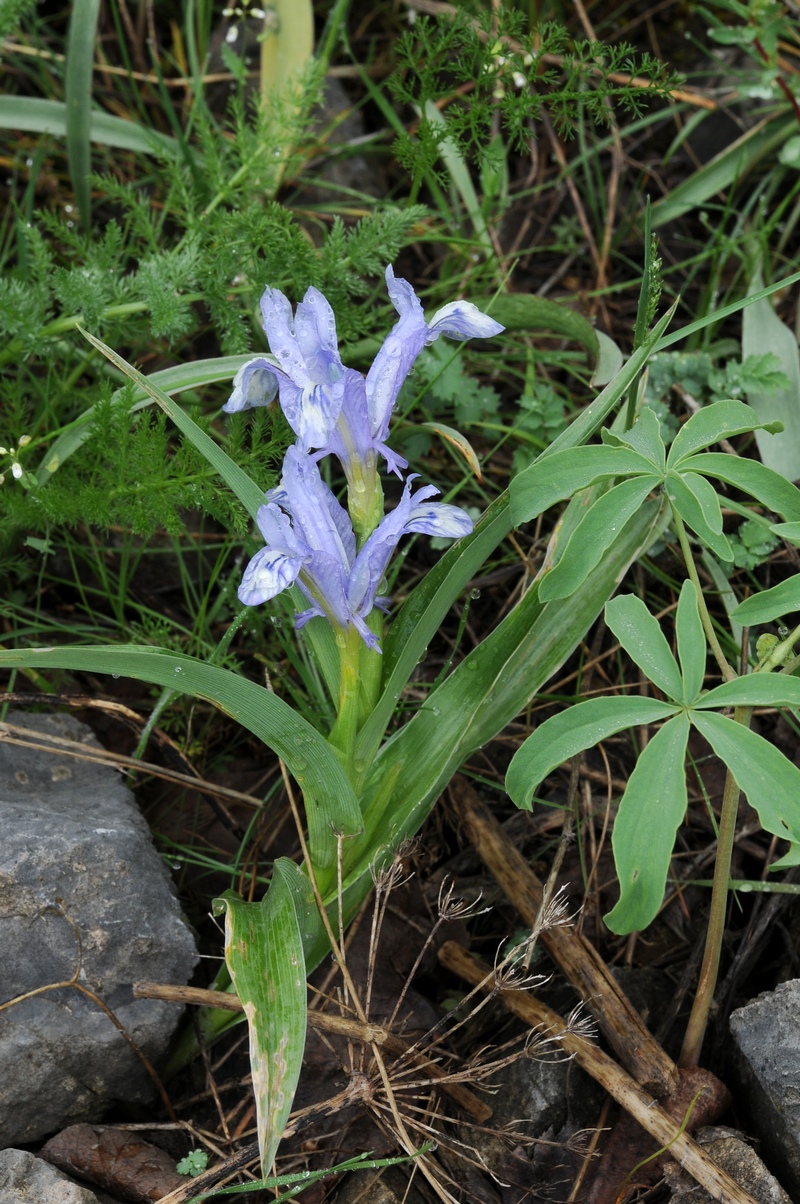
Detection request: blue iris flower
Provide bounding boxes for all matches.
[239,446,474,651]
[224,266,504,482]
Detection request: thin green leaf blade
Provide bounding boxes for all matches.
[667,400,781,468]
[510,446,656,527]
[214,862,308,1176]
[605,713,691,934]
[666,470,733,561]
[80,329,267,522]
[687,453,800,521]
[539,476,659,602]
[65,0,101,228]
[605,592,683,701]
[675,580,707,703]
[506,696,679,811]
[0,96,183,156]
[731,576,800,625]
[0,645,362,863]
[693,711,800,867]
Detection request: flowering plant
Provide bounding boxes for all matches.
[0,266,676,1177]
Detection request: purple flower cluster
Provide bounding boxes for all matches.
[228,266,503,650]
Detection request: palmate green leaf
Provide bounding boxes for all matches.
[538,476,659,602]
[65,0,101,228]
[695,673,800,710]
[0,645,362,865]
[667,400,781,468]
[692,711,800,869]
[605,713,691,934]
[731,576,800,625]
[510,446,656,527]
[601,405,666,470]
[675,580,707,704]
[213,861,309,1177]
[604,593,683,702]
[506,696,679,811]
[666,470,733,561]
[689,453,800,522]
[0,96,183,157]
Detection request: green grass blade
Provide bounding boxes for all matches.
[65,0,101,227]
[605,714,691,934]
[0,645,363,863]
[655,268,800,352]
[1,96,183,157]
[214,862,308,1176]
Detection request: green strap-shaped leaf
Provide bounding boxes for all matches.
[666,470,733,561]
[81,330,267,522]
[538,475,659,602]
[675,580,707,704]
[65,0,101,228]
[506,695,678,811]
[743,274,800,482]
[695,673,800,710]
[0,95,183,157]
[510,446,655,527]
[601,405,666,470]
[213,861,309,1176]
[605,593,683,702]
[0,645,362,864]
[731,575,800,625]
[687,453,800,522]
[667,399,782,469]
[692,711,800,868]
[605,713,691,934]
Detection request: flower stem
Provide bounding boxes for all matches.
[678,704,751,1068]
[328,625,365,780]
[670,506,737,683]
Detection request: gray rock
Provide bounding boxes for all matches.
[663,1126,791,1203]
[0,1148,101,1203]
[0,711,198,1146]
[729,978,800,1198]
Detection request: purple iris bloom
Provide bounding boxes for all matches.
[224,266,504,479]
[239,447,474,651]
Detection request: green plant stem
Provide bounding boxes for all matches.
[327,624,364,780]
[678,704,752,1068]
[671,506,737,683]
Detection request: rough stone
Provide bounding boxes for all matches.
[0,1148,102,1204]
[663,1126,791,1203]
[729,978,800,1199]
[0,711,198,1146]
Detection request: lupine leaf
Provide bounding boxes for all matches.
[731,576,800,625]
[686,453,800,521]
[695,673,800,710]
[510,446,655,526]
[213,861,309,1176]
[538,475,659,601]
[506,695,678,811]
[667,399,781,468]
[666,470,733,561]
[692,711,800,868]
[677,470,725,535]
[604,593,683,702]
[601,404,666,470]
[605,713,691,934]
[772,522,800,544]
[675,580,707,704]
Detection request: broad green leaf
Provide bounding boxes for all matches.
[695,673,800,710]
[773,522,800,544]
[0,95,182,157]
[213,861,308,1176]
[666,470,733,561]
[80,330,267,522]
[605,713,691,934]
[601,405,665,470]
[731,576,800,625]
[37,355,257,483]
[675,580,707,704]
[687,453,800,521]
[650,112,797,228]
[742,274,800,481]
[667,400,781,468]
[677,469,725,535]
[506,696,678,811]
[510,446,656,526]
[604,593,683,702]
[65,0,100,228]
[592,330,623,387]
[538,476,658,602]
[471,292,600,369]
[0,645,362,864]
[693,711,800,866]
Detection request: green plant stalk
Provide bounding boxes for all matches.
[678,703,752,1069]
[328,624,365,780]
[671,506,736,683]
